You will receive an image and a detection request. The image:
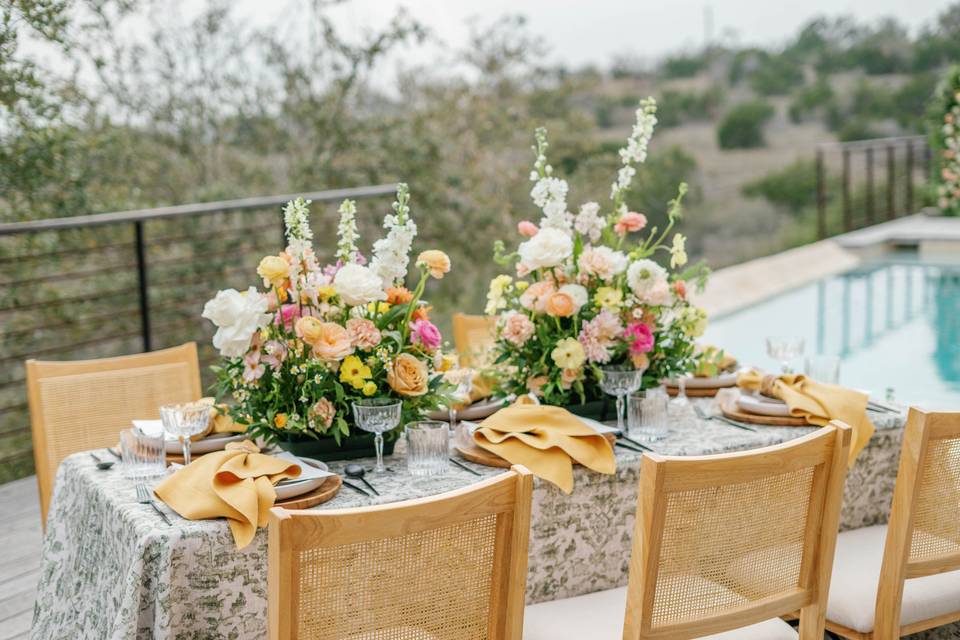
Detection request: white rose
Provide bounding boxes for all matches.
[627,259,668,300]
[334,263,387,306]
[517,227,573,270]
[559,283,588,310]
[202,287,270,358]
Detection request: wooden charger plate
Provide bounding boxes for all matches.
[720,400,810,427]
[665,386,720,398]
[275,475,342,509]
[455,432,617,469]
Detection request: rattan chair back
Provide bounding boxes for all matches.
[623,422,852,639]
[873,408,960,636]
[26,342,201,525]
[452,313,497,368]
[268,465,533,640]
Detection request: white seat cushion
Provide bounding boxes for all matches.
[827,524,960,633]
[523,586,798,639]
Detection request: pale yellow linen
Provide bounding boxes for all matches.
[737,370,874,465]
[473,398,616,494]
[154,440,300,548]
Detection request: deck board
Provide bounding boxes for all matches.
[0,477,40,640]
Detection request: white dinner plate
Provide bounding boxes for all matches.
[274,457,334,501]
[133,419,249,454]
[664,373,738,389]
[427,396,512,422]
[737,394,792,417]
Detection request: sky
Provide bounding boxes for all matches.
[222,0,953,69]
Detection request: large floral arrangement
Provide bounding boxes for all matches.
[933,65,960,216]
[485,98,709,406]
[203,184,452,444]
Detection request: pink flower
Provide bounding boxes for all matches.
[516,262,531,278]
[261,340,287,369]
[593,310,624,340]
[275,304,301,330]
[673,280,687,299]
[578,311,622,364]
[410,319,442,351]
[614,211,648,236]
[346,318,381,350]
[625,322,654,354]
[500,311,535,347]
[242,348,265,382]
[519,280,556,314]
[517,221,539,238]
[310,398,336,429]
[560,367,581,390]
[646,279,672,306]
[578,246,628,281]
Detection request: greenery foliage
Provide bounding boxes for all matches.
[717,100,775,149]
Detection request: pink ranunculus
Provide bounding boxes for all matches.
[516,262,532,278]
[500,311,535,347]
[613,211,648,236]
[625,322,655,354]
[410,319,442,351]
[346,318,381,350]
[517,220,539,238]
[275,303,301,330]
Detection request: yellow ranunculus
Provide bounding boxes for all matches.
[257,255,289,288]
[274,413,288,428]
[367,301,392,314]
[316,285,336,301]
[417,250,452,279]
[551,338,585,370]
[362,381,377,396]
[515,281,530,292]
[670,234,688,269]
[339,355,372,390]
[594,286,623,309]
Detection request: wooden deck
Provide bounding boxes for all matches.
[0,477,40,640]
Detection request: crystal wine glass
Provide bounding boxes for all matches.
[352,398,403,473]
[159,401,210,465]
[765,336,806,374]
[599,364,645,432]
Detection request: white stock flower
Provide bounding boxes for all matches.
[517,227,574,270]
[531,177,571,233]
[282,198,313,258]
[610,98,657,202]
[336,199,359,263]
[574,202,605,242]
[370,185,417,286]
[627,259,668,300]
[334,263,387,306]
[202,287,270,358]
[559,283,588,310]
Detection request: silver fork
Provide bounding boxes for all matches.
[136,483,172,526]
[692,403,757,432]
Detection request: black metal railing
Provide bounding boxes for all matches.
[815,136,931,239]
[0,184,396,481]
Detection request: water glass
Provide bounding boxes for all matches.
[628,388,670,441]
[159,401,210,465]
[599,365,645,432]
[352,398,403,473]
[805,355,841,384]
[765,336,806,374]
[119,428,166,479]
[405,421,449,476]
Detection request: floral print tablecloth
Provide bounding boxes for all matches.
[31,403,957,639]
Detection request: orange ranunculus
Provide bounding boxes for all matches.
[412,304,432,321]
[306,321,354,362]
[544,291,576,317]
[417,250,451,279]
[295,316,324,343]
[386,286,414,305]
[387,353,429,397]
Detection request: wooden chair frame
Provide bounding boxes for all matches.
[268,464,533,640]
[623,422,852,640]
[827,408,960,640]
[26,342,201,526]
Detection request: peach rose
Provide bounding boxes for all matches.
[544,291,576,317]
[519,280,556,313]
[526,375,548,396]
[417,250,451,279]
[387,353,429,397]
[305,320,353,362]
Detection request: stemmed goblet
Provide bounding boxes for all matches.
[765,336,806,374]
[352,398,403,473]
[159,401,210,465]
[599,364,646,433]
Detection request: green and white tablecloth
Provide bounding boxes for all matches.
[31,402,955,639]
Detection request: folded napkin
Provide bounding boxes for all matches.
[473,397,616,494]
[198,397,248,436]
[737,370,874,465]
[154,440,301,548]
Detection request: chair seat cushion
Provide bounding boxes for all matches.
[827,524,960,633]
[523,586,798,639]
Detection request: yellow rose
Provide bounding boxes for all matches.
[551,337,585,370]
[362,381,377,396]
[257,255,289,288]
[417,250,452,279]
[387,353,430,397]
[295,316,325,345]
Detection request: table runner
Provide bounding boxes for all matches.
[32,401,957,640]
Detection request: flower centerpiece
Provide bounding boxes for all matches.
[203,184,452,459]
[933,65,960,216]
[485,97,709,411]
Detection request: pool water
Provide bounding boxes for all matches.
[704,252,960,409]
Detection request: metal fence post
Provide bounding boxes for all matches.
[886,145,895,221]
[865,146,874,225]
[842,147,851,232]
[134,221,152,352]
[905,140,915,214]
[816,148,826,239]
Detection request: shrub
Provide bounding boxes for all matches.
[660,54,706,79]
[742,160,817,214]
[788,78,835,123]
[893,73,938,131]
[657,87,725,128]
[749,54,805,96]
[717,100,775,149]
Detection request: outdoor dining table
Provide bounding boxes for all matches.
[31,400,939,639]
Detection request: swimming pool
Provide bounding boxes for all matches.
[704,252,960,409]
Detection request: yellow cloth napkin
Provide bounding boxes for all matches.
[185,398,247,440]
[737,370,874,465]
[473,398,616,494]
[154,440,301,548]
